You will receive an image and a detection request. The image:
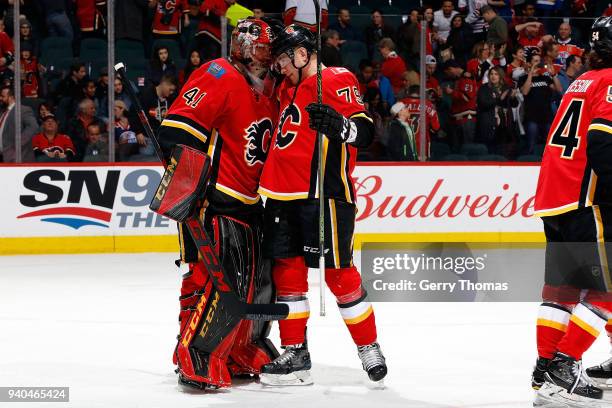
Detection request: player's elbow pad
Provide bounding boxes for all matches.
[587,119,612,187]
[349,116,375,148]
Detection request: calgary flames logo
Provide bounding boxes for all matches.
[244,118,273,166]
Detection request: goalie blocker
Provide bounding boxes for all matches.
[150,145,281,388]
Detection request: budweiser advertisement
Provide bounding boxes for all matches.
[0,163,544,253]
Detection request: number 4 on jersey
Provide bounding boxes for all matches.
[182,87,206,108]
[549,99,584,159]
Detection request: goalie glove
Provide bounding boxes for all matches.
[305,103,357,144]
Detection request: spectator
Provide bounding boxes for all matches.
[361,86,386,160]
[95,69,110,117]
[387,101,417,161]
[54,62,87,103]
[179,50,203,87]
[446,14,474,66]
[555,22,584,68]
[114,100,141,161]
[541,40,562,73]
[75,0,107,38]
[329,8,360,42]
[37,102,54,125]
[379,37,407,96]
[488,0,513,21]
[19,20,39,57]
[396,9,419,67]
[130,74,176,137]
[192,0,236,62]
[151,0,190,41]
[482,5,508,47]
[364,10,395,60]
[357,60,376,95]
[32,114,75,162]
[284,0,328,32]
[518,52,562,154]
[20,44,44,99]
[115,0,151,42]
[147,45,178,85]
[0,86,39,162]
[557,54,583,94]
[395,69,421,100]
[443,59,478,148]
[37,0,74,41]
[65,98,107,161]
[418,6,435,57]
[476,66,519,156]
[465,0,489,43]
[83,122,108,162]
[515,18,545,55]
[399,85,440,159]
[466,41,493,83]
[506,46,526,85]
[535,0,563,34]
[321,30,342,67]
[425,55,441,101]
[0,18,14,84]
[372,61,396,112]
[112,75,132,111]
[433,0,459,44]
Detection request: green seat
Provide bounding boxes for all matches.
[430,142,451,160]
[534,144,546,158]
[340,40,368,73]
[80,38,107,61]
[477,154,508,162]
[151,38,183,61]
[441,154,468,161]
[380,6,403,30]
[460,143,489,158]
[349,5,372,32]
[391,0,421,11]
[116,39,145,62]
[517,154,541,162]
[40,36,73,66]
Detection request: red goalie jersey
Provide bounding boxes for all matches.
[159,58,277,205]
[535,68,612,216]
[258,67,370,203]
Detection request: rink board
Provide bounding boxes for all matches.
[0,162,544,254]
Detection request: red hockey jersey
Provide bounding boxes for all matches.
[535,68,612,216]
[399,95,440,159]
[160,58,277,204]
[32,133,75,155]
[196,0,229,41]
[258,67,371,203]
[152,0,189,35]
[75,0,106,32]
[21,57,40,98]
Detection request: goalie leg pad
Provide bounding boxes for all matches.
[150,144,211,223]
[175,215,278,385]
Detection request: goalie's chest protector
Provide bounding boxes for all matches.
[163,59,277,205]
[258,67,365,202]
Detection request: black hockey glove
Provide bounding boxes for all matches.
[305,103,357,144]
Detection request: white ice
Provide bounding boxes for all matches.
[1,253,611,408]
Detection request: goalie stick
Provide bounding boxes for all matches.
[114,63,288,321]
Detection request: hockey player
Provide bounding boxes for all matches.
[155,17,283,389]
[257,24,387,386]
[531,15,612,406]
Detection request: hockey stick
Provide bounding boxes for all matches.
[114,63,288,321]
[313,0,326,317]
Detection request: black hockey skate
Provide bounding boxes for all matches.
[532,357,550,390]
[586,356,612,389]
[259,343,313,386]
[534,352,603,408]
[357,342,387,382]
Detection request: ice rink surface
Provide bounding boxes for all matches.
[1,253,611,408]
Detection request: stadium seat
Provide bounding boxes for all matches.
[80,38,107,61]
[340,40,368,72]
[391,0,421,11]
[40,36,73,66]
[517,154,541,162]
[380,6,403,30]
[87,56,108,80]
[477,154,508,162]
[151,38,183,61]
[460,143,489,158]
[361,0,388,9]
[333,0,359,9]
[441,154,468,161]
[116,39,145,62]
[349,5,372,32]
[430,142,451,160]
[534,144,546,158]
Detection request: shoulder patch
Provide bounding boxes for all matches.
[207,62,226,79]
[607,85,612,104]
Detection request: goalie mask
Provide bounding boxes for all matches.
[230,18,282,96]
